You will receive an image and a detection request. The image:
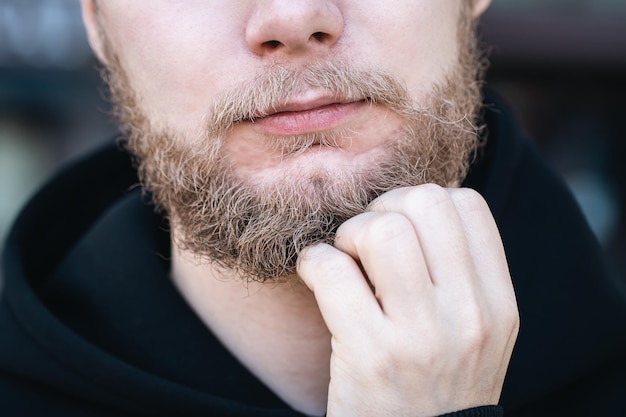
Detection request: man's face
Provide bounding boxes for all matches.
[83,0,488,281]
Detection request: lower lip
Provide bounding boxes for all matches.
[251,101,366,136]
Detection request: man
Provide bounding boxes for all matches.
[0,1,624,416]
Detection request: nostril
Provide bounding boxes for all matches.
[263,40,282,49]
[312,32,327,42]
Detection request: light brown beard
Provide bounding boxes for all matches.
[101,6,487,282]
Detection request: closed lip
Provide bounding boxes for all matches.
[238,91,368,136]
[264,94,364,115]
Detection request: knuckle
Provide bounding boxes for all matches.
[302,248,354,283]
[458,304,490,349]
[406,183,451,208]
[460,300,520,352]
[511,316,521,339]
[317,251,355,276]
[496,294,520,330]
[361,212,413,244]
[450,187,489,213]
[463,319,490,351]
[505,302,521,336]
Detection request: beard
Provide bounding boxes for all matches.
[102,7,487,282]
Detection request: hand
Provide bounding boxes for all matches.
[297,184,519,417]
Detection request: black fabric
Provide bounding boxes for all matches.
[440,405,504,417]
[1,95,625,416]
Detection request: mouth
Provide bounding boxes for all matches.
[268,94,367,113]
[248,97,369,136]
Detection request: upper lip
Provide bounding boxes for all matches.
[264,94,363,116]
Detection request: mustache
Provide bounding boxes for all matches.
[204,60,417,139]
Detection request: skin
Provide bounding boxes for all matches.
[82,0,487,184]
[82,1,519,416]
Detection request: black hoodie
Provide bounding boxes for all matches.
[2,95,626,416]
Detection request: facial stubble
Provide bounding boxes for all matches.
[102,8,486,283]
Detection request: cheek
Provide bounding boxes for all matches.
[348,1,460,100]
[103,3,249,133]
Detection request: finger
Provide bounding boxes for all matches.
[447,188,518,311]
[447,188,520,373]
[368,184,475,291]
[333,211,433,319]
[297,243,384,340]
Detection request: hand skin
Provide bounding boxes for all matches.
[297,184,520,417]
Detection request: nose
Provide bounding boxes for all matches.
[246,0,344,56]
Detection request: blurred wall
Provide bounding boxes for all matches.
[0,0,117,266]
[481,0,626,273]
[1,0,625,281]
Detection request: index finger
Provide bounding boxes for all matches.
[297,243,384,340]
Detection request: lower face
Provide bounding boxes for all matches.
[100,2,485,282]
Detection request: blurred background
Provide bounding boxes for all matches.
[0,0,625,283]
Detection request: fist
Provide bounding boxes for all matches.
[297,184,519,417]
